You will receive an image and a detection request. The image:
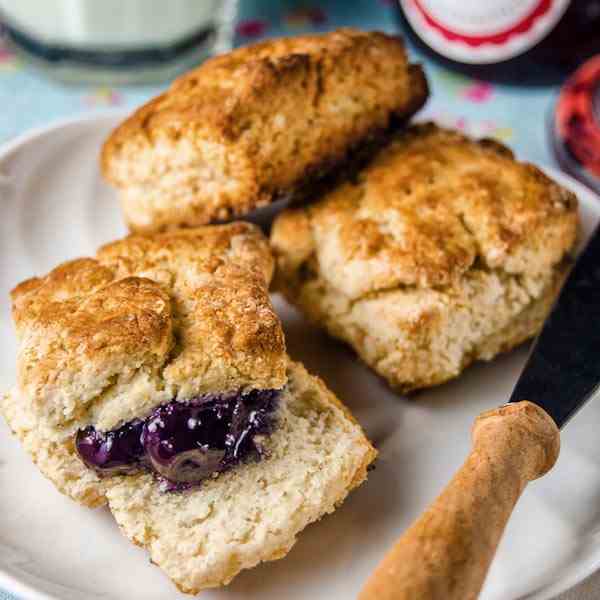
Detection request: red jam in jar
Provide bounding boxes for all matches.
[553,56,600,194]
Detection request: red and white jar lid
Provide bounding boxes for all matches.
[399,0,571,64]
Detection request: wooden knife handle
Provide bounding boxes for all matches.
[359,401,560,600]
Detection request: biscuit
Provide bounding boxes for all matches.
[5,222,285,502]
[10,222,285,439]
[101,28,428,232]
[1,386,106,507]
[105,361,376,593]
[271,124,579,392]
[2,223,376,591]
[2,361,376,592]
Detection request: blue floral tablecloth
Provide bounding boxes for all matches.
[0,1,586,599]
[0,0,557,167]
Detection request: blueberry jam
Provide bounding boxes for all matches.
[76,389,280,491]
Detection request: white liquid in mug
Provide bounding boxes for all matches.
[0,0,224,48]
[0,0,237,82]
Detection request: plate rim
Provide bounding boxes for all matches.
[0,110,127,163]
[0,113,599,600]
[0,571,57,600]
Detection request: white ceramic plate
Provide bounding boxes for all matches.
[1,114,600,600]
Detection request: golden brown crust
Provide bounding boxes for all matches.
[11,222,287,435]
[272,123,578,300]
[271,123,579,391]
[101,28,428,231]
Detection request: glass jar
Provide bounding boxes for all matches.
[397,0,600,83]
[552,56,600,194]
[0,0,238,84]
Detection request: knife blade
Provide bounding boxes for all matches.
[360,224,600,600]
[509,224,600,427]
